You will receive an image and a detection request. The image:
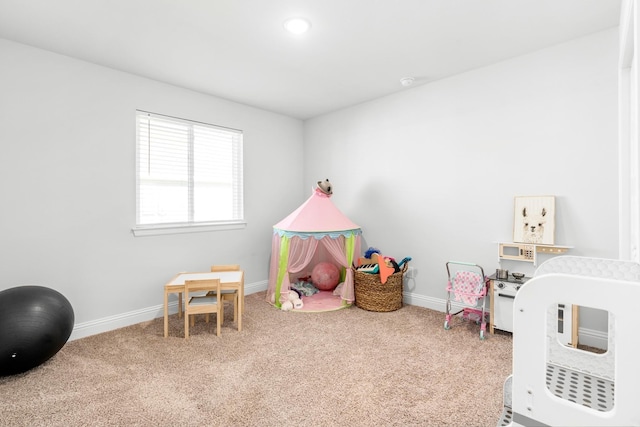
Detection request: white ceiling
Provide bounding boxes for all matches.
[0,0,622,120]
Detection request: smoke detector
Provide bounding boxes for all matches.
[400,77,415,87]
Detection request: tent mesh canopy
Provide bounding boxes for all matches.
[267,188,362,308]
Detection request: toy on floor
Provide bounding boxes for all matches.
[291,280,319,297]
[311,262,340,291]
[444,261,488,340]
[281,289,304,311]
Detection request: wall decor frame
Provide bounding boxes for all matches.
[513,195,555,245]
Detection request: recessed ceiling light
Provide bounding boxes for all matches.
[284,17,311,34]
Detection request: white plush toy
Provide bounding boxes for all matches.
[281,290,304,311]
[317,178,333,195]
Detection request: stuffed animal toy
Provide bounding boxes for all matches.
[292,297,303,310]
[317,179,333,195]
[281,289,303,311]
[371,253,395,284]
[289,288,301,300]
[364,247,381,259]
[289,289,303,309]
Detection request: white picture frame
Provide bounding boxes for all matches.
[513,196,555,245]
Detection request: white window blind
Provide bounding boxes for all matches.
[135,111,244,230]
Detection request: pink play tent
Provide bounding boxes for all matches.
[267,188,362,309]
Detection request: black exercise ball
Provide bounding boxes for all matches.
[0,285,74,376]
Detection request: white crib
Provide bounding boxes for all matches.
[500,256,640,426]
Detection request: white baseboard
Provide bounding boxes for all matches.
[403,292,467,313]
[70,285,609,349]
[576,327,608,350]
[69,288,456,341]
[69,280,268,341]
[402,292,609,350]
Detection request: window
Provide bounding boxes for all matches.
[134,111,244,236]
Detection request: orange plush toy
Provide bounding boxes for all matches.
[371,253,395,284]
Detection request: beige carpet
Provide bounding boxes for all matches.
[0,292,513,426]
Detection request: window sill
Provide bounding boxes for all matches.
[132,221,247,237]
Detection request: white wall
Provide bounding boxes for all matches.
[619,0,639,262]
[0,28,621,341]
[303,29,620,322]
[0,39,305,338]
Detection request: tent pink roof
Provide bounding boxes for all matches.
[274,188,360,233]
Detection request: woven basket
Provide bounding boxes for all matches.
[354,263,408,312]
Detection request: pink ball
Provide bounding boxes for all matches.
[311,262,341,291]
